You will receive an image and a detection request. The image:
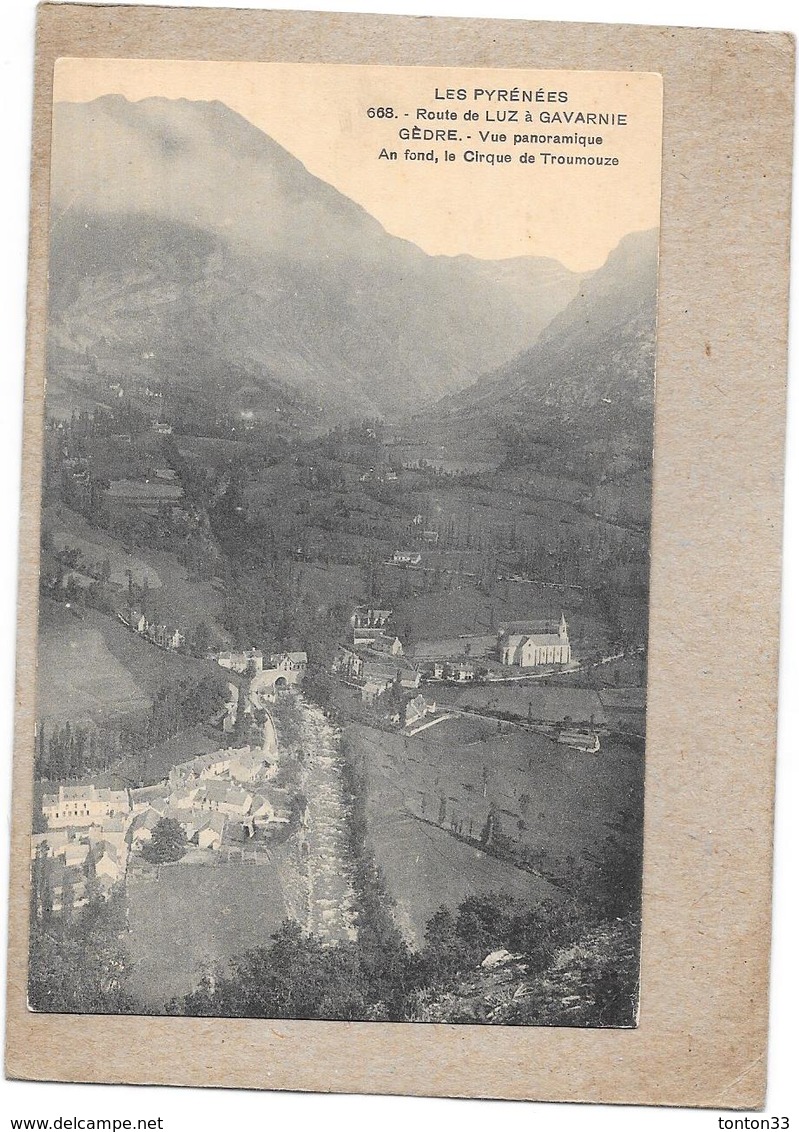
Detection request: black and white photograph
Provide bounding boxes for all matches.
[28,56,662,1026]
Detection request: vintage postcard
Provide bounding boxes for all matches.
[27,57,661,1026]
[5,4,793,1108]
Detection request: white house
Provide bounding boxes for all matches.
[42,784,130,829]
[93,841,123,883]
[128,808,162,848]
[405,694,436,729]
[197,813,226,851]
[392,550,422,567]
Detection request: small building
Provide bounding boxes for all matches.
[370,635,404,657]
[216,649,264,674]
[229,749,266,783]
[352,626,387,648]
[197,813,226,851]
[404,694,437,728]
[350,606,393,630]
[93,841,123,883]
[196,781,252,817]
[128,808,162,848]
[165,808,201,841]
[149,622,184,650]
[128,608,147,633]
[249,795,275,825]
[273,651,308,677]
[333,646,364,682]
[392,550,422,567]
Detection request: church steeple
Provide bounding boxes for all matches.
[559,610,569,641]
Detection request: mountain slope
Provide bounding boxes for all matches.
[443,229,658,422]
[48,95,584,419]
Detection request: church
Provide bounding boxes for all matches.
[498,612,571,668]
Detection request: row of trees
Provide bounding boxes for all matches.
[35,672,228,783]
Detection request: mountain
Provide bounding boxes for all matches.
[47,95,584,419]
[440,228,658,425]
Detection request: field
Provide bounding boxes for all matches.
[348,714,642,943]
[46,503,162,588]
[434,684,608,726]
[37,600,216,726]
[126,849,300,1007]
[43,502,226,635]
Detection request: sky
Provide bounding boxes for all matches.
[53,59,663,271]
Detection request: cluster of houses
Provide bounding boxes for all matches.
[129,737,290,852]
[35,784,137,914]
[333,605,574,727]
[358,464,399,484]
[123,606,185,651]
[333,606,437,725]
[214,648,308,698]
[32,715,288,917]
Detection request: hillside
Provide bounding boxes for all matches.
[48,95,584,420]
[439,227,656,430]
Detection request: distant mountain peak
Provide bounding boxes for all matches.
[48,95,586,419]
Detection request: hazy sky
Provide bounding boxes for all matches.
[54,59,662,271]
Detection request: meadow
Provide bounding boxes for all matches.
[126,849,298,1008]
[37,600,215,726]
[347,713,642,943]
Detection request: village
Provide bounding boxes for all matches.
[32,380,649,1014]
[31,585,605,922]
[31,691,297,917]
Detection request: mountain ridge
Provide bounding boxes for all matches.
[48,95,586,418]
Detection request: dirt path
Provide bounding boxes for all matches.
[296,696,357,944]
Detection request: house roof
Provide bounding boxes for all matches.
[230,752,262,773]
[198,812,226,833]
[164,807,198,826]
[499,619,563,638]
[42,785,127,806]
[30,831,70,856]
[102,814,129,833]
[131,809,162,833]
[201,780,251,807]
[370,635,402,652]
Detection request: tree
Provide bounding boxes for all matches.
[193,620,212,655]
[142,818,187,863]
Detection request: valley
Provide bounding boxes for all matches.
[29,91,656,1028]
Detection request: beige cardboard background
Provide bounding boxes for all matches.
[4,3,794,1109]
